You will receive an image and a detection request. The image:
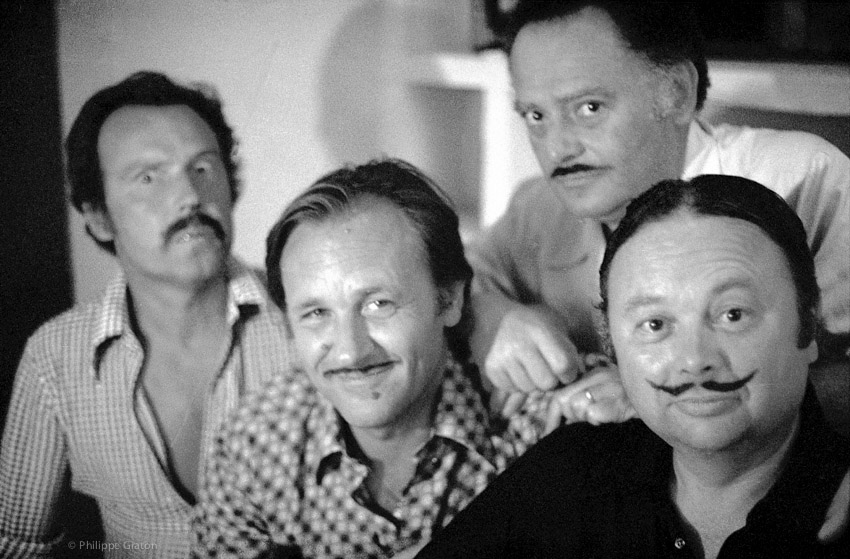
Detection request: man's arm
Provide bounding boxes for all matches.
[0,340,71,558]
[471,293,581,393]
[468,181,583,395]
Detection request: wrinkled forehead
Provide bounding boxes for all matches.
[607,212,792,300]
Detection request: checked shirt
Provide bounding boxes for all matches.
[0,259,291,558]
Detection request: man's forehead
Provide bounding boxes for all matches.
[282,201,427,275]
[97,104,219,165]
[509,10,646,99]
[99,104,213,142]
[608,214,790,300]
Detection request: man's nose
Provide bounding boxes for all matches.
[544,123,584,166]
[671,324,726,377]
[172,169,203,212]
[328,313,375,368]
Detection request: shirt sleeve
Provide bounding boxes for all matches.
[794,146,850,343]
[192,417,273,559]
[0,336,71,558]
[467,178,546,305]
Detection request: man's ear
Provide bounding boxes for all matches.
[439,281,465,328]
[655,61,699,124]
[81,202,115,244]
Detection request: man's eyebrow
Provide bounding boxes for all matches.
[290,298,322,313]
[710,278,756,297]
[622,294,664,314]
[116,157,162,177]
[514,87,610,113]
[195,148,222,159]
[621,278,758,313]
[513,99,532,113]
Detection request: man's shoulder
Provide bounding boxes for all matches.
[224,374,322,445]
[709,122,849,168]
[24,298,109,356]
[508,176,577,217]
[507,419,661,485]
[491,176,586,242]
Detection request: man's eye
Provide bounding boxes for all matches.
[641,318,665,332]
[364,299,395,316]
[138,172,154,184]
[576,101,602,118]
[521,109,544,126]
[300,309,327,322]
[725,308,743,322]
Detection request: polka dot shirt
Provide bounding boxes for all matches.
[193,359,551,558]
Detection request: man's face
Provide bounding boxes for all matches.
[606,212,817,455]
[510,7,690,225]
[280,198,462,434]
[91,104,233,286]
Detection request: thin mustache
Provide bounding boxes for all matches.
[164,212,225,243]
[649,370,758,396]
[551,164,596,178]
[323,361,393,376]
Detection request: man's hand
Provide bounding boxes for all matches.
[483,306,582,393]
[545,365,636,433]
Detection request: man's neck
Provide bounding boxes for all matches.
[671,419,798,557]
[349,377,442,505]
[127,273,230,344]
[355,421,433,511]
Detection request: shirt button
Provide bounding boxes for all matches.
[674,537,686,549]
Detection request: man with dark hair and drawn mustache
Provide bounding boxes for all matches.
[417,175,850,558]
[0,72,291,558]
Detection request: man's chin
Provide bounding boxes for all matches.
[555,194,628,225]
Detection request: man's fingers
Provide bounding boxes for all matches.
[501,391,529,417]
[535,332,581,385]
[545,397,563,434]
[519,348,569,392]
[818,470,849,543]
[486,347,555,392]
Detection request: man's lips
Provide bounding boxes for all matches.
[550,164,599,179]
[649,370,758,396]
[323,362,394,379]
[164,213,225,244]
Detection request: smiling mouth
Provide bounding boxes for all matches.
[324,362,393,380]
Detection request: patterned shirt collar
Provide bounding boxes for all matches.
[313,358,497,479]
[88,257,274,378]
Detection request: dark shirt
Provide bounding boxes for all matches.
[416,385,850,559]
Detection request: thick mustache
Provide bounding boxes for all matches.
[551,164,596,179]
[649,370,758,396]
[164,212,225,243]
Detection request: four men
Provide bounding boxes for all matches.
[2,3,849,556]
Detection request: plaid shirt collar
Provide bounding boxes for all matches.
[313,358,498,478]
[88,257,274,379]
